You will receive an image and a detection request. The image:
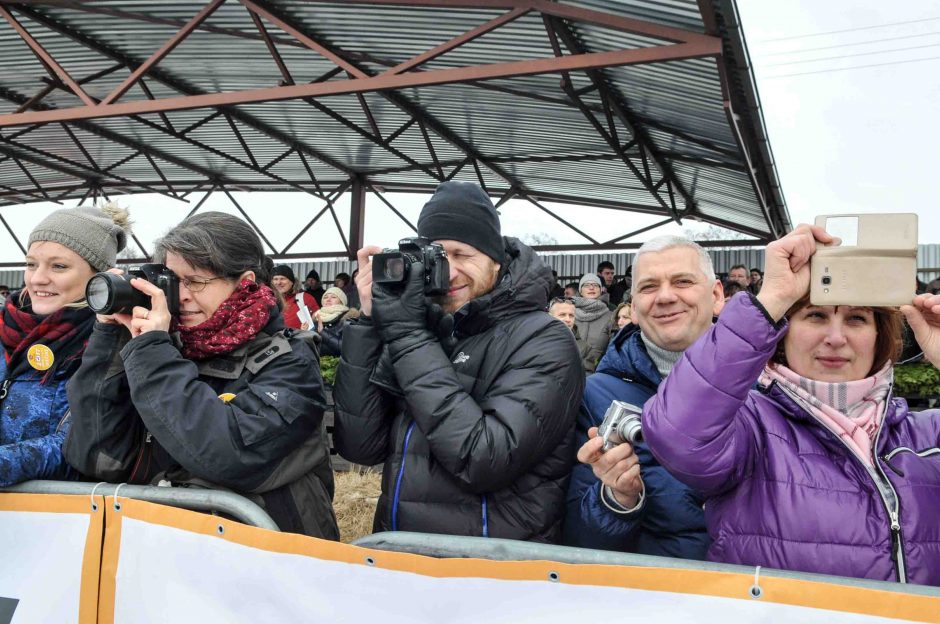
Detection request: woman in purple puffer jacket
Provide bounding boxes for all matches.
[643,224,940,585]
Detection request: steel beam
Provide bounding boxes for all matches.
[101,0,228,105]
[0,41,722,127]
[0,5,96,106]
[348,178,366,259]
[11,5,355,177]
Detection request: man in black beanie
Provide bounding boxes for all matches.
[334,181,583,543]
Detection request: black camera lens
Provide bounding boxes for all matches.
[822,275,832,285]
[383,257,405,282]
[85,272,149,315]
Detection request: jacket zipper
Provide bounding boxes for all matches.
[884,446,940,461]
[781,384,907,583]
[128,432,153,483]
[391,420,416,531]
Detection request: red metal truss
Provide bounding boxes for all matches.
[0,0,722,127]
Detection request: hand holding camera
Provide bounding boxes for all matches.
[86,264,178,337]
[577,401,645,509]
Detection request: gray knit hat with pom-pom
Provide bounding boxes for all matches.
[28,203,131,271]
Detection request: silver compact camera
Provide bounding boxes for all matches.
[597,400,643,451]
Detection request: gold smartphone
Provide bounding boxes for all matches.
[810,213,918,307]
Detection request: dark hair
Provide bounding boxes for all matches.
[154,212,273,287]
[334,272,351,288]
[597,261,615,273]
[729,264,747,273]
[723,281,746,298]
[772,294,904,376]
[750,268,762,275]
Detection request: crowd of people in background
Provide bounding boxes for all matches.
[1,181,939,588]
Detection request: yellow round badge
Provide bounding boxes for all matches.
[27,344,54,371]
[218,393,237,403]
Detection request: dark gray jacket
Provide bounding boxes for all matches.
[63,314,338,539]
[334,238,583,542]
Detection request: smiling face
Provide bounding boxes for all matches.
[783,305,877,382]
[164,252,245,327]
[580,281,602,299]
[271,275,293,295]
[631,246,723,352]
[435,239,501,313]
[322,291,342,307]
[25,241,96,315]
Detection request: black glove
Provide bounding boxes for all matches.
[425,302,457,355]
[372,261,435,354]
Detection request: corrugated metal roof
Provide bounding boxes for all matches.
[0,0,790,253]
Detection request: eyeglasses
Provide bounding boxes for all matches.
[180,276,226,293]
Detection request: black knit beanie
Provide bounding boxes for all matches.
[272,265,296,285]
[417,182,503,263]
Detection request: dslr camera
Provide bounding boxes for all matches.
[372,237,450,296]
[597,400,643,451]
[86,263,180,316]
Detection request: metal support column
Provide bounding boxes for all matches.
[348,178,366,259]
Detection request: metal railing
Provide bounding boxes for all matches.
[354,532,940,598]
[0,480,280,531]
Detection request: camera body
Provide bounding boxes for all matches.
[597,400,643,451]
[86,263,180,316]
[372,237,450,296]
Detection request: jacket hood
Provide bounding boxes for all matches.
[595,326,660,391]
[453,236,551,337]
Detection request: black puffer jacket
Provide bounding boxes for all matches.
[334,237,583,542]
[64,313,338,539]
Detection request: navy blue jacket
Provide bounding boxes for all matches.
[0,354,74,486]
[563,326,709,559]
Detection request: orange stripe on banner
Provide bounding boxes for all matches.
[78,495,105,624]
[116,498,940,624]
[99,499,124,624]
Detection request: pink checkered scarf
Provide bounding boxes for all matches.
[759,362,893,466]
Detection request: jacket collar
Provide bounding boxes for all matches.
[595,327,661,391]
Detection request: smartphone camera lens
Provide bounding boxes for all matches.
[822,276,832,285]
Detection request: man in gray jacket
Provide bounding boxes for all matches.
[334,181,583,542]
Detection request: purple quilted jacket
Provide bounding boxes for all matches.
[643,293,940,586]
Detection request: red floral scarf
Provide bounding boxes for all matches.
[177,280,277,360]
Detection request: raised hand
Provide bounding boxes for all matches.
[757,224,838,322]
[901,293,940,367]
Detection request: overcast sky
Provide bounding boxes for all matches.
[1,1,937,263]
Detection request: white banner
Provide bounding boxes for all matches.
[101,499,937,624]
[0,494,101,624]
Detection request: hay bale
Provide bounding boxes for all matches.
[333,469,382,543]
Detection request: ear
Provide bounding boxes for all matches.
[239,269,256,283]
[711,279,725,315]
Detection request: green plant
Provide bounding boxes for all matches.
[893,362,940,398]
[320,355,340,386]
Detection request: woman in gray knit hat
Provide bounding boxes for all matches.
[0,203,129,487]
[574,272,613,372]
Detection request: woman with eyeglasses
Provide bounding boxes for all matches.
[64,212,338,539]
[0,204,128,487]
[574,273,613,372]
